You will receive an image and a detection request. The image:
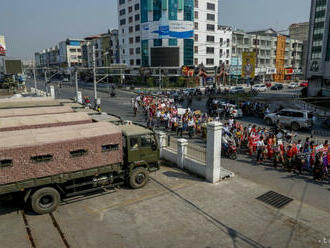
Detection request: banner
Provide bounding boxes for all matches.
[266,68,277,75]
[0,36,6,56]
[241,52,256,78]
[274,35,286,82]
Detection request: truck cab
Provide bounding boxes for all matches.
[120,124,159,168]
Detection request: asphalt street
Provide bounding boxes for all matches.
[25,80,330,214]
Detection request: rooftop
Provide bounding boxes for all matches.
[118,123,153,136]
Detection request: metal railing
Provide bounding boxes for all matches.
[186,144,207,164]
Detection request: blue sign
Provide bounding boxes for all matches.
[151,25,193,39]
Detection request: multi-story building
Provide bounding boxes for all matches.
[194,0,221,67]
[289,22,310,78]
[35,39,84,68]
[0,35,6,56]
[231,28,304,82]
[306,0,330,96]
[82,30,120,68]
[118,0,226,72]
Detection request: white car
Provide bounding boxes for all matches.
[229,86,245,94]
[252,84,267,92]
[288,82,299,89]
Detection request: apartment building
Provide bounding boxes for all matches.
[231,28,304,81]
[35,39,84,68]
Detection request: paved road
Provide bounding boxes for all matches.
[25,80,330,213]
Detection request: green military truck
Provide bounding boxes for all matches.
[0,122,160,214]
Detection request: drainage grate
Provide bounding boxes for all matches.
[256,191,293,209]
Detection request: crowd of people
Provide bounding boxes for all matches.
[132,93,330,182]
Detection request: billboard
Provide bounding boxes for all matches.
[241,52,256,78]
[142,20,194,40]
[4,59,23,74]
[274,35,286,82]
[151,47,179,67]
[229,57,242,76]
[0,36,6,56]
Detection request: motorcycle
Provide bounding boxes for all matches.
[222,132,238,160]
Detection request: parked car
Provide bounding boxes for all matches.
[300,81,309,87]
[264,109,313,131]
[270,83,284,90]
[288,82,299,89]
[252,84,267,92]
[229,86,245,94]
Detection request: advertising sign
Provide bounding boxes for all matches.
[285,68,294,75]
[274,35,286,82]
[241,52,256,78]
[229,57,242,76]
[266,68,277,75]
[0,36,6,56]
[142,20,194,40]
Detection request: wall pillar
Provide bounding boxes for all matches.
[157,131,167,158]
[177,138,188,169]
[206,122,223,183]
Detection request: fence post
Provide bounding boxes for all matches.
[177,139,188,169]
[206,122,223,183]
[157,132,167,158]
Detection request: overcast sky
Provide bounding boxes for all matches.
[0,0,311,59]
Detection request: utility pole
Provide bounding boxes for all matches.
[44,69,48,95]
[159,68,162,89]
[93,45,97,101]
[33,62,37,92]
[75,70,79,100]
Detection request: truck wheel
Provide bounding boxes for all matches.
[291,122,300,131]
[30,187,60,215]
[129,167,149,189]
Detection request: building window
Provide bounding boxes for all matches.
[136,59,141,65]
[206,58,214,65]
[194,22,198,29]
[135,14,140,21]
[226,39,230,46]
[128,6,133,13]
[207,2,215,10]
[207,13,215,21]
[31,154,53,163]
[153,0,162,21]
[184,0,194,21]
[169,0,178,20]
[207,24,215,31]
[129,37,134,44]
[130,59,134,65]
[129,16,133,23]
[141,0,148,23]
[136,36,141,43]
[135,24,140,31]
[207,35,215,42]
[0,159,13,168]
[206,47,214,54]
[194,11,198,19]
[119,0,125,5]
[194,46,198,53]
[135,3,140,10]
[194,58,198,65]
[119,9,126,16]
[120,19,126,25]
[153,39,162,46]
[142,40,149,66]
[70,149,88,158]
[194,0,198,8]
[169,38,178,46]
[130,48,134,55]
[129,26,133,33]
[184,39,194,65]
[136,47,141,54]
[194,34,198,41]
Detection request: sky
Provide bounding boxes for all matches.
[0,0,311,59]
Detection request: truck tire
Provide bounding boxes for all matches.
[129,167,149,189]
[30,187,60,215]
[291,122,300,131]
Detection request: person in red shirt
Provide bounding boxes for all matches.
[286,145,294,171]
